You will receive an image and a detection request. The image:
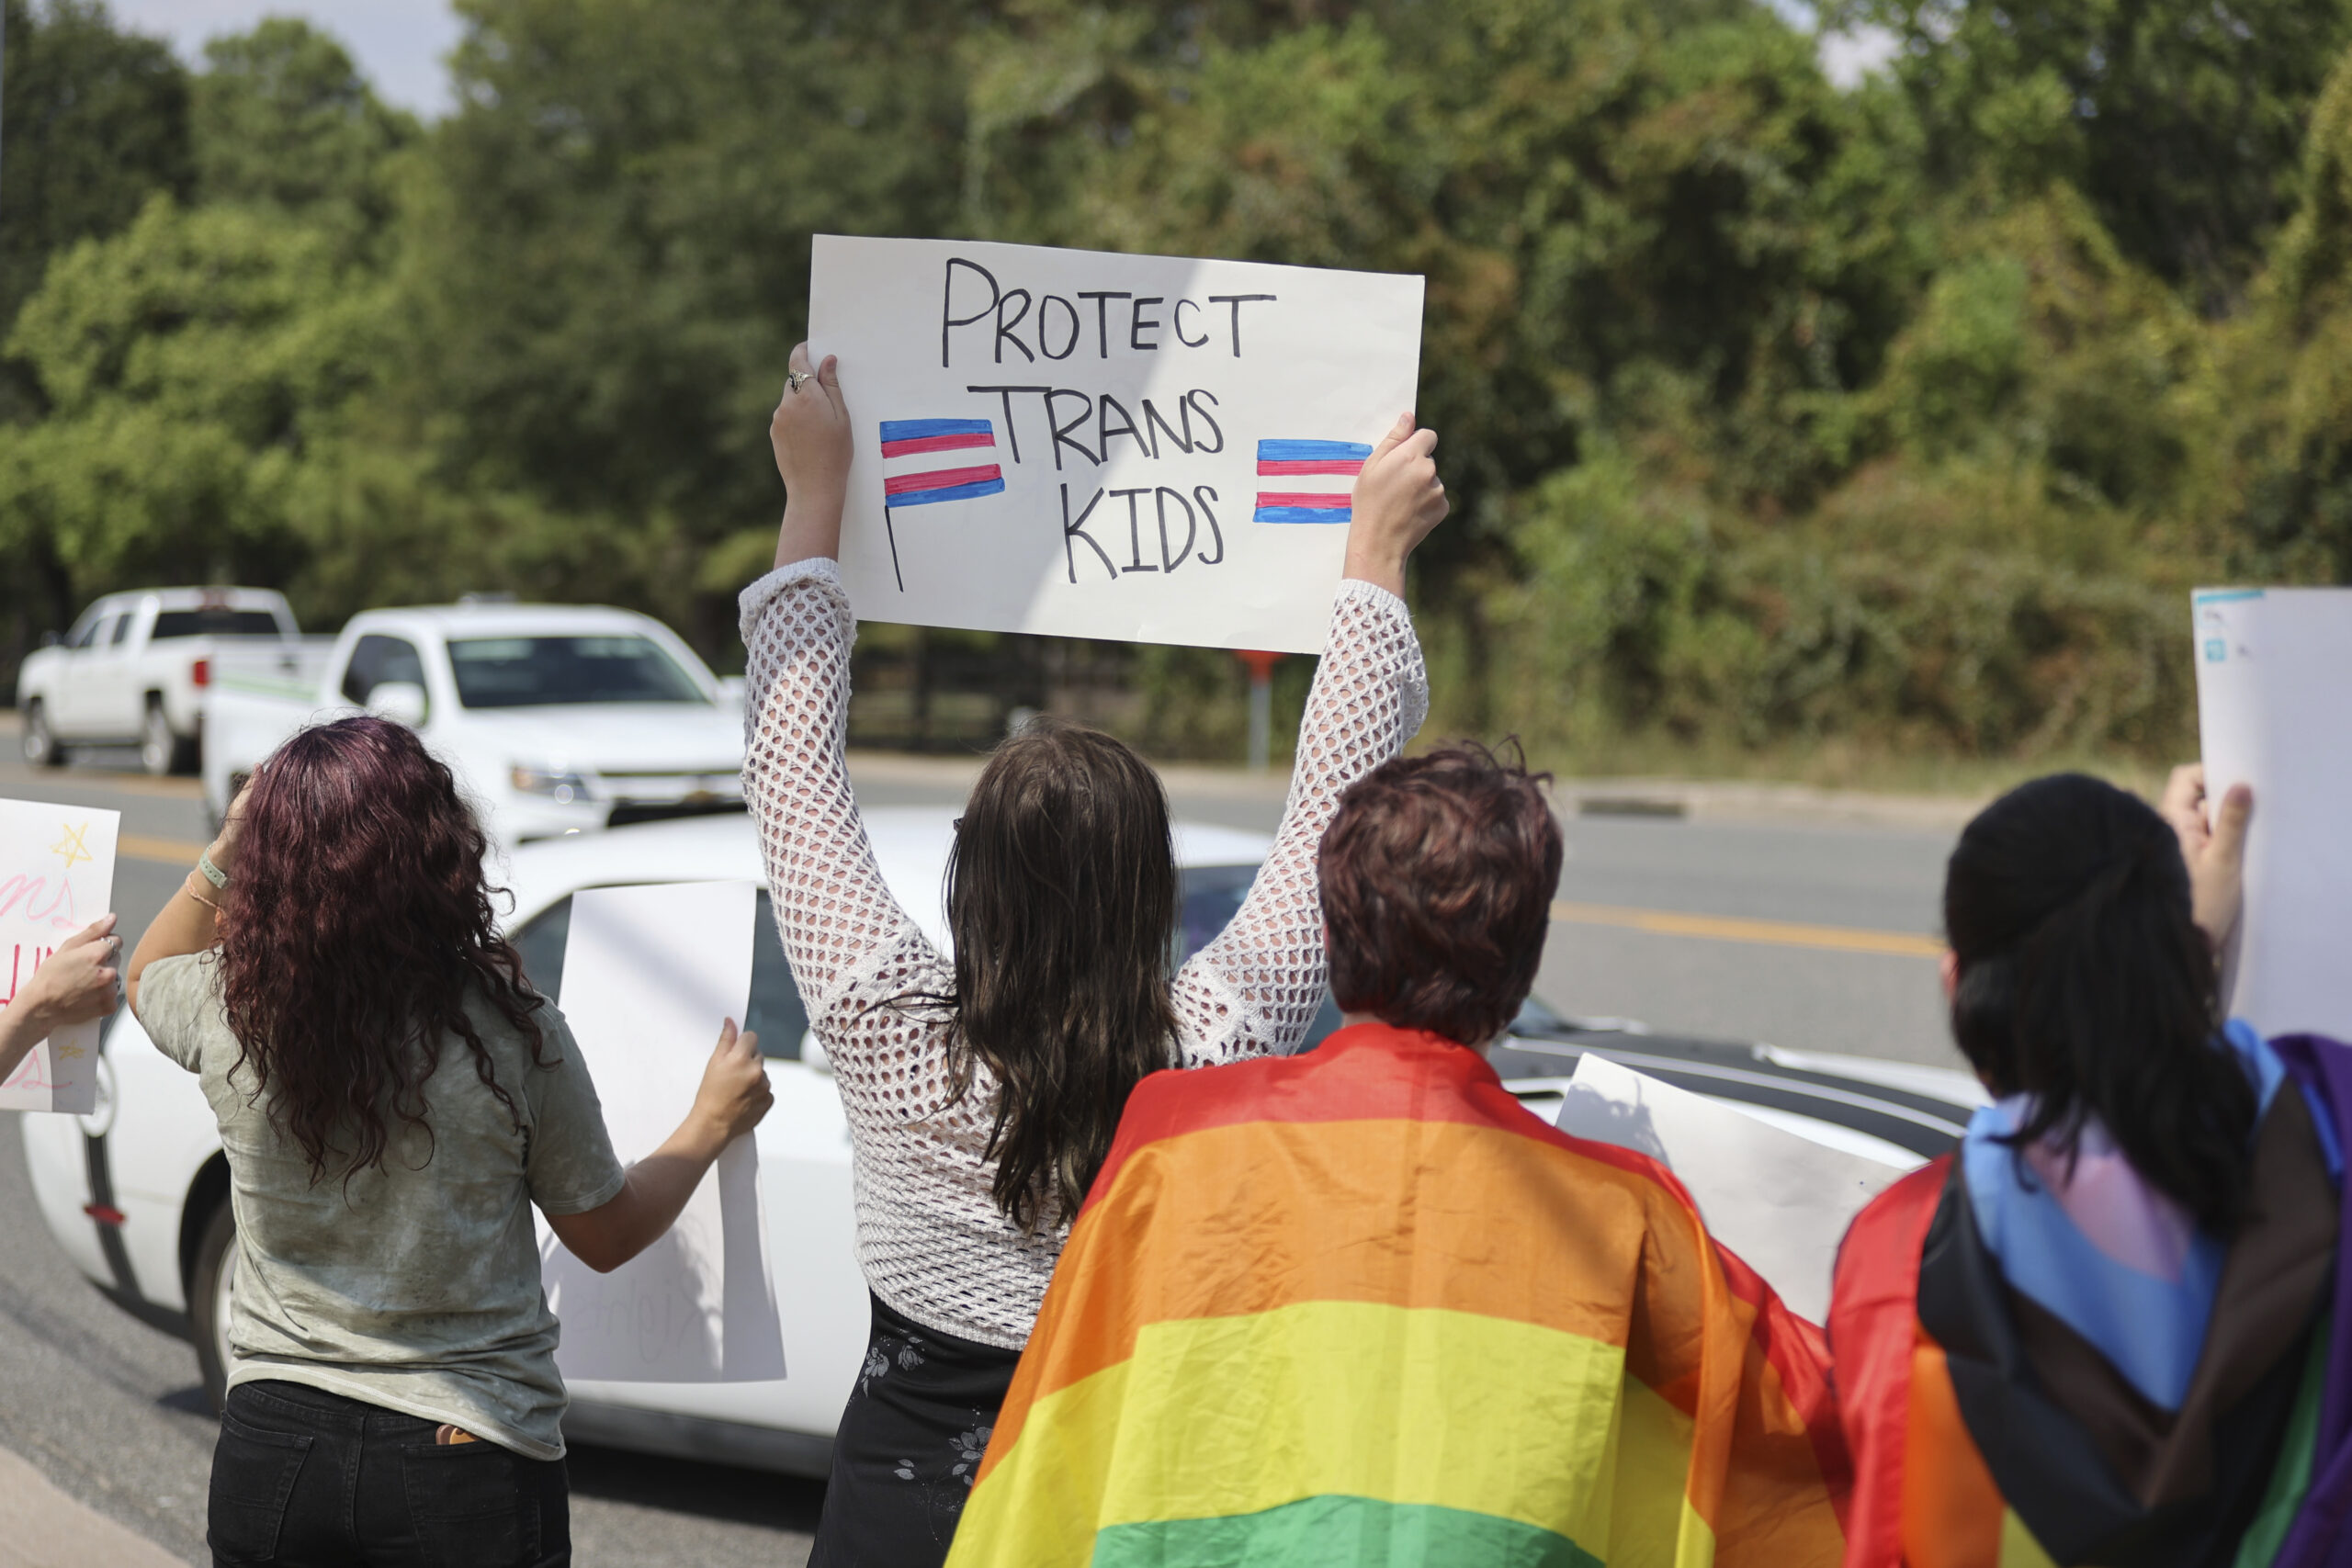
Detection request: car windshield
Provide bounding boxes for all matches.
[447,636,707,709]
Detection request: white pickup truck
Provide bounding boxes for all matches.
[16,587,324,774]
[203,600,750,845]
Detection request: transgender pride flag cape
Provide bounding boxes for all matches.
[1831,1033,2352,1568]
[947,1022,1850,1568]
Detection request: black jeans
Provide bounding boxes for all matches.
[209,1381,570,1567]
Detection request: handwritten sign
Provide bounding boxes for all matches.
[538,880,786,1382]
[808,235,1425,655]
[2194,587,2352,1040]
[0,798,118,1115]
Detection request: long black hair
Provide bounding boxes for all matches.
[944,716,1181,1232]
[1944,773,2256,1232]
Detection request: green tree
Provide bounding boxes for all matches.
[1833,0,2352,310]
[0,197,382,590]
[0,0,192,388]
[408,0,976,567]
[0,0,193,653]
[193,17,417,247]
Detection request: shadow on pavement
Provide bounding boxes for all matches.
[566,1443,827,1533]
[155,1386,214,1419]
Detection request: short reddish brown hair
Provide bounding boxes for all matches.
[1317,743,1562,1046]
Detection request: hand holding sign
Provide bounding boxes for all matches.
[770,343,853,569]
[1343,413,1448,597]
[0,911,120,1085]
[2158,762,2254,949]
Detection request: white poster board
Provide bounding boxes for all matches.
[808,234,1425,655]
[2192,587,2352,1042]
[1551,1055,1912,1323]
[539,880,786,1382]
[0,798,118,1114]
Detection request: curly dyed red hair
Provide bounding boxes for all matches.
[217,716,546,1183]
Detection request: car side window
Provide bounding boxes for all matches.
[341,634,426,706]
[508,890,808,1061]
[74,615,113,650]
[108,615,133,647]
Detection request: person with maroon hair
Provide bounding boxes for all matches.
[126,716,774,1568]
[1317,742,1563,1045]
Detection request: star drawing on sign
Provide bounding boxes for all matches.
[51,822,93,873]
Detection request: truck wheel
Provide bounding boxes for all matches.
[189,1199,238,1415]
[21,699,63,768]
[140,698,194,775]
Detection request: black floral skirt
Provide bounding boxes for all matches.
[807,1292,1023,1568]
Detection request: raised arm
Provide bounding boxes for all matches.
[739,346,933,1016]
[1173,413,1448,1063]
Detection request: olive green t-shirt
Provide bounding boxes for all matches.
[138,952,627,1460]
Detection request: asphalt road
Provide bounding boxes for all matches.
[0,731,1969,1563]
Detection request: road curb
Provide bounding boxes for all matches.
[1554,777,1985,831]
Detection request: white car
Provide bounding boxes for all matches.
[202,601,748,844]
[16,587,322,775]
[23,811,1986,1475]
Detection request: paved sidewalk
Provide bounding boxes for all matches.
[0,1442,185,1568]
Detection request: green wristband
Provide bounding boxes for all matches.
[197,852,229,889]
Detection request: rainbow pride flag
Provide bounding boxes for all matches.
[947,1022,1850,1568]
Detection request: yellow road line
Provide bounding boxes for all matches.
[1549,899,1943,959]
[119,833,209,865]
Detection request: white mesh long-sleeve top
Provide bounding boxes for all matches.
[738,558,1427,1349]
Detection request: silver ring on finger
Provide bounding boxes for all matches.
[786,370,813,393]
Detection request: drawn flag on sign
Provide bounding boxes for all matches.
[877,417,1008,591]
[880,419,1006,507]
[1253,439,1370,524]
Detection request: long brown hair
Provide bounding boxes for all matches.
[216,716,548,1184]
[945,717,1180,1232]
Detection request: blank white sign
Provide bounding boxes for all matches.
[2194,587,2352,1043]
[540,879,785,1382]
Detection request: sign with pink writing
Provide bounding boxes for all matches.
[0,797,119,1114]
[808,235,1425,655]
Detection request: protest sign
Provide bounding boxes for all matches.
[2193,587,2352,1041]
[1551,1054,1912,1323]
[0,798,118,1114]
[539,880,786,1382]
[807,234,1425,655]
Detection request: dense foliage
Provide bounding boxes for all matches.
[6,0,2352,765]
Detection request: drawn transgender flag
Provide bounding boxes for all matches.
[1253,439,1371,524]
[880,418,1006,507]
